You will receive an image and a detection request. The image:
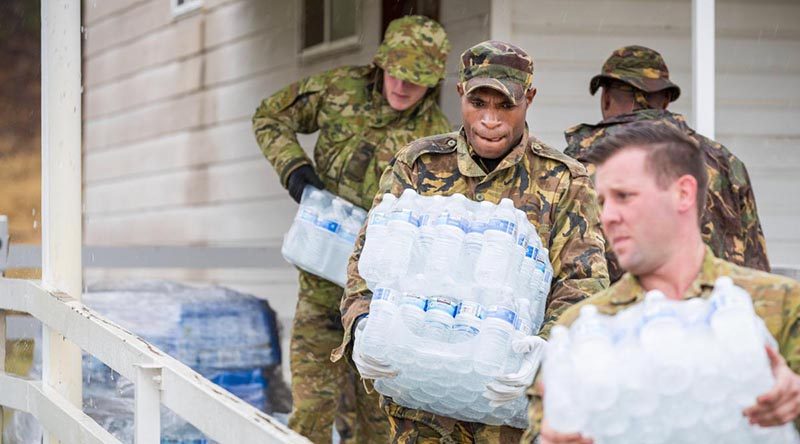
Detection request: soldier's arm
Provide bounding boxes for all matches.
[540,174,609,339]
[734,160,771,272]
[251,72,328,188]
[330,158,417,363]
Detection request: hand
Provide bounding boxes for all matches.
[287,165,324,203]
[352,318,398,379]
[743,345,800,427]
[540,420,593,444]
[483,336,546,406]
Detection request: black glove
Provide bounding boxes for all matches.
[287,165,325,203]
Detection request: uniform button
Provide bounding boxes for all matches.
[447,139,456,147]
[475,193,484,201]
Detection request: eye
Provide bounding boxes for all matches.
[501,102,515,110]
[615,191,631,202]
[470,99,484,108]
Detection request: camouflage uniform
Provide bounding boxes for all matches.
[332,41,609,444]
[252,16,451,443]
[524,247,800,440]
[564,45,769,282]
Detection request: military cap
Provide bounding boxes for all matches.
[590,45,681,101]
[458,40,534,105]
[373,15,450,88]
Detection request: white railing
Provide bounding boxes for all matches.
[0,278,310,444]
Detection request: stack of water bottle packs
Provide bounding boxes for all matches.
[82,282,281,444]
[282,186,367,286]
[355,189,553,428]
[543,277,800,444]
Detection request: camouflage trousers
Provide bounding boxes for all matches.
[383,397,523,444]
[289,270,389,443]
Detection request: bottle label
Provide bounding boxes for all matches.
[369,212,387,226]
[456,301,485,319]
[526,245,540,259]
[373,287,395,302]
[453,324,479,336]
[338,229,357,243]
[298,208,318,223]
[486,218,516,235]
[435,213,467,232]
[469,221,486,234]
[485,306,517,326]
[316,219,340,233]
[389,209,418,226]
[515,317,533,335]
[426,296,457,316]
[399,293,427,310]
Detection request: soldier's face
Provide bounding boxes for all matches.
[595,148,680,275]
[459,86,534,159]
[383,71,428,111]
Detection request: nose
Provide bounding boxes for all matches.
[600,199,621,228]
[480,110,501,130]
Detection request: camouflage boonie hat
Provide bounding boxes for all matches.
[590,45,681,101]
[459,40,534,105]
[373,15,450,88]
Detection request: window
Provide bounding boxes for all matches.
[172,0,202,18]
[301,0,361,59]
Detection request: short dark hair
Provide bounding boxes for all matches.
[586,121,708,220]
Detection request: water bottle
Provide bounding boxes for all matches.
[283,188,328,269]
[535,248,552,304]
[639,291,692,396]
[327,211,362,285]
[452,297,484,343]
[613,308,659,419]
[508,209,531,284]
[423,296,457,343]
[516,245,538,299]
[376,189,420,283]
[543,326,588,433]
[458,201,494,282]
[361,286,399,360]
[504,298,533,374]
[474,199,517,288]
[309,198,346,273]
[571,305,618,411]
[473,287,517,376]
[709,277,773,393]
[408,195,443,277]
[393,278,428,366]
[426,194,469,280]
[358,193,398,285]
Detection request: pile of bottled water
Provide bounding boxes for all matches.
[282,186,367,286]
[543,277,800,444]
[82,281,281,444]
[356,190,553,428]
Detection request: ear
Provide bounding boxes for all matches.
[601,87,611,113]
[525,87,537,105]
[456,83,465,97]
[675,174,698,215]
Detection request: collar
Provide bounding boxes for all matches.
[456,127,529,178]
[610,246,718,305]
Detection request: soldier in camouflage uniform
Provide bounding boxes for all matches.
[252,15,452,443]
[528,122,800,443]
[564,45,769,283]
[331,41,609,444]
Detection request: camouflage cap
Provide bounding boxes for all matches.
[458,40,534,105]
[373,15,450,88]
[590,45,681,101]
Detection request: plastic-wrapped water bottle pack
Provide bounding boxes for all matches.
[281,186,367,286]
[81,281,281,444]
[543,277,800,444]
[355,190,554,428]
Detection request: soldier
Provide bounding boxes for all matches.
[331,40,609,443]
[564,45,769,282]
[252,15,451,443]
[528,122,800,444]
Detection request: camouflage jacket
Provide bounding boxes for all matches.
[332,128,609,432]
[564,109,769,281]
[524,247,800,440]
[252,64,451,209]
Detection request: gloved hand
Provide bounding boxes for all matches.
[286,165,325,204]
[352,318,398,380]
[483,335,546,406]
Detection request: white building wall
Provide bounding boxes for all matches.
[506,0,800,268]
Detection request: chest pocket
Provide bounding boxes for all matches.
[315,125,356,184]
[344,140,376,184]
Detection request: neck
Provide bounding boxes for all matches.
[639,231,706,300]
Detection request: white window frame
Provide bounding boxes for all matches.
[300,0,362,61]
[171,0,203,19]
